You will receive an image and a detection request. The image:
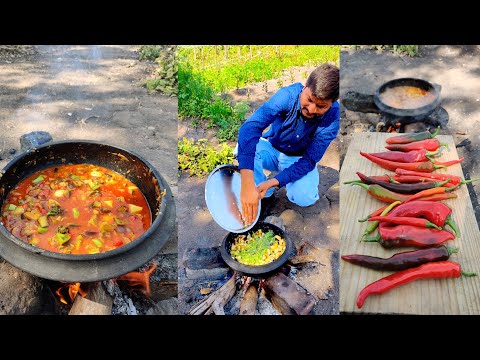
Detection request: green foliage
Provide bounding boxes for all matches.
[178,45,339,142]
[178,62,250,141]
[140,45,178,96]
[178,138,235,177]
[138,46,163,60]
[178,45,340,93]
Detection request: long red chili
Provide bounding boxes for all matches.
[368,216,442,230]
[395,169,461,183]
[419,193,457,202]
[385,138,447,152]
[359,204,389,222]
[368,148,441,163]
[361,201,400,240]
[387,201,452,226]
[386,200,460,236]
[395,169,480,186]
[356,261,476,309]
[360,152,444,172]
[364,223,455,248]
[342,246,458,271]
[404,185,459,203]
[385,127,439,144]
[348,172,449,194]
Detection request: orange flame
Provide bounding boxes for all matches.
[115,263,157,298]
[55,283,88,304]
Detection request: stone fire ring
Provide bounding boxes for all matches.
[0,158,175,283]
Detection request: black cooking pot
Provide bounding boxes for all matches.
[0,140,175,282]
[219,222,294,277]
[374,78,441,120]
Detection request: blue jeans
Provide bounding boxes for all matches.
[253,138,319,207]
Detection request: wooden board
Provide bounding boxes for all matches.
[340,133,480,314]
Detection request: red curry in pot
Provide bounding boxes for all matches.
[1,164,151,254]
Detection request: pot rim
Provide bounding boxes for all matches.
[219,221,293,276]
[0,139,166,261]
[374,77,441,118]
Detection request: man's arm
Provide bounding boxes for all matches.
[274,103,340,188]
[237,87,291,224]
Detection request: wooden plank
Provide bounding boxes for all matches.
[340,133,480,314]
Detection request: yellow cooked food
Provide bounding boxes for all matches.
[230,229,286,266]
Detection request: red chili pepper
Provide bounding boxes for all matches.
[385,127,440,144]
[395,169,480,187]
[358,204,389,222]
[404,185,459,203]
[368,216,442,230]
[364,223,455,248]
[419,193,458,202]
[350,182,410,203]
[356,261,476,309]
[395,169,461,184]
[434,158,464,167]
[360,152,443,172]
[348,172,449,194]
[385,138,447,152]
[361,201,401,240]
[387,201,451,226]
[368,148,441,163]
[342,246,458,271]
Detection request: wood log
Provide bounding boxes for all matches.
[263,273,316,315]
[68,282,112,315]
[189,274,236,315]
[239,284,258,315]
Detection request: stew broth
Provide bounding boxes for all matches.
[1,164,151,255]
[380,85,437,109]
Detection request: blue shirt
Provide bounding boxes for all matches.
[237,83,340,188]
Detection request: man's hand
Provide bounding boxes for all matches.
[240,169,260,225]
[257,178,279,199]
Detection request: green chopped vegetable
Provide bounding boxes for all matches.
[37,227,48,234]
[73,208,80,219]
[88,180,101,191]
[115,217,126,226]
[47,205,62,217]
[7,204,17,211]
[92,238,103,247]
[55,233,71,245]
[71,175,82,181]
[32,176,44,184]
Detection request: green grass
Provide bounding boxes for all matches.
[179,45,340,93]
[178,45,340,145]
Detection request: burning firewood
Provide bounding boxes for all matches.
[189,273,237,315]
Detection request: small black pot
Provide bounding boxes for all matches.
[374,78,441,121]
[219,222,294,277]
[0,140,175,282]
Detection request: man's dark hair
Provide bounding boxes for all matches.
[306,63,339,101]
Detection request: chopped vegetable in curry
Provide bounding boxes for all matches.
[1,164,151,255]
[229,229,286,266]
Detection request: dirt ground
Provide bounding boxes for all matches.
[177,65,340,315]
[340,45,480,226]
[0,45,178,313]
